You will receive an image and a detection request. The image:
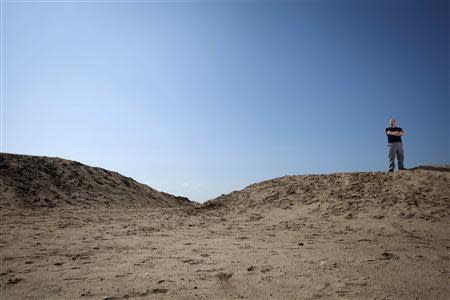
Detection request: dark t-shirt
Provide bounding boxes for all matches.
[385,127,403,143]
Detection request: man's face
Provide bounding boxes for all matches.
[390,120,397,127]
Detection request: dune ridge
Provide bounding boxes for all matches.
[0,153,191,209]
[203,167,450,221]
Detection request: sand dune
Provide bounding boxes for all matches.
[1,154,449,299]
[0,153,191,209]
[203,167,450,221]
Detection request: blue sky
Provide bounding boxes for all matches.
[2,0,449,202]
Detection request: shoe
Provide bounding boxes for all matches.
[399,168,406,170]
[388,169,394,172]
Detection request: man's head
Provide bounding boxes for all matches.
[389,118,397,127]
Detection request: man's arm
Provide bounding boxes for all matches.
[386,130,404,136]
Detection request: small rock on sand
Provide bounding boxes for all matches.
[247,265,256,271]
[152,288,168,294]
[381,251,400,260]
[215,272,233,280]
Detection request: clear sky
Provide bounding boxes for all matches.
[2,0,449,202]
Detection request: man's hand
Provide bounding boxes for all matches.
[386,130,404,136]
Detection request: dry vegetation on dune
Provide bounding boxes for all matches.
[1,153,449,300]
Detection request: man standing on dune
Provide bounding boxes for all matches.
[386,118,405,172]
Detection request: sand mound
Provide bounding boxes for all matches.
[203,167,450,220]
[1,155,449,299]
[0,153,192,209]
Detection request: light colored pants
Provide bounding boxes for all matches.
[388,142,404,170]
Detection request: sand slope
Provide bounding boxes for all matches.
[203,167,450,221]
[0,153,191,209]
[1,154,449,299]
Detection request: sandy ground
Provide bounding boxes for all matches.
[1,155,449,299]
[1,205,449,300]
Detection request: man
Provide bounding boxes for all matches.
[385,118,405,172]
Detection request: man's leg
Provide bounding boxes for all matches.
[388,143,396,171]
[397,143,405,170]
